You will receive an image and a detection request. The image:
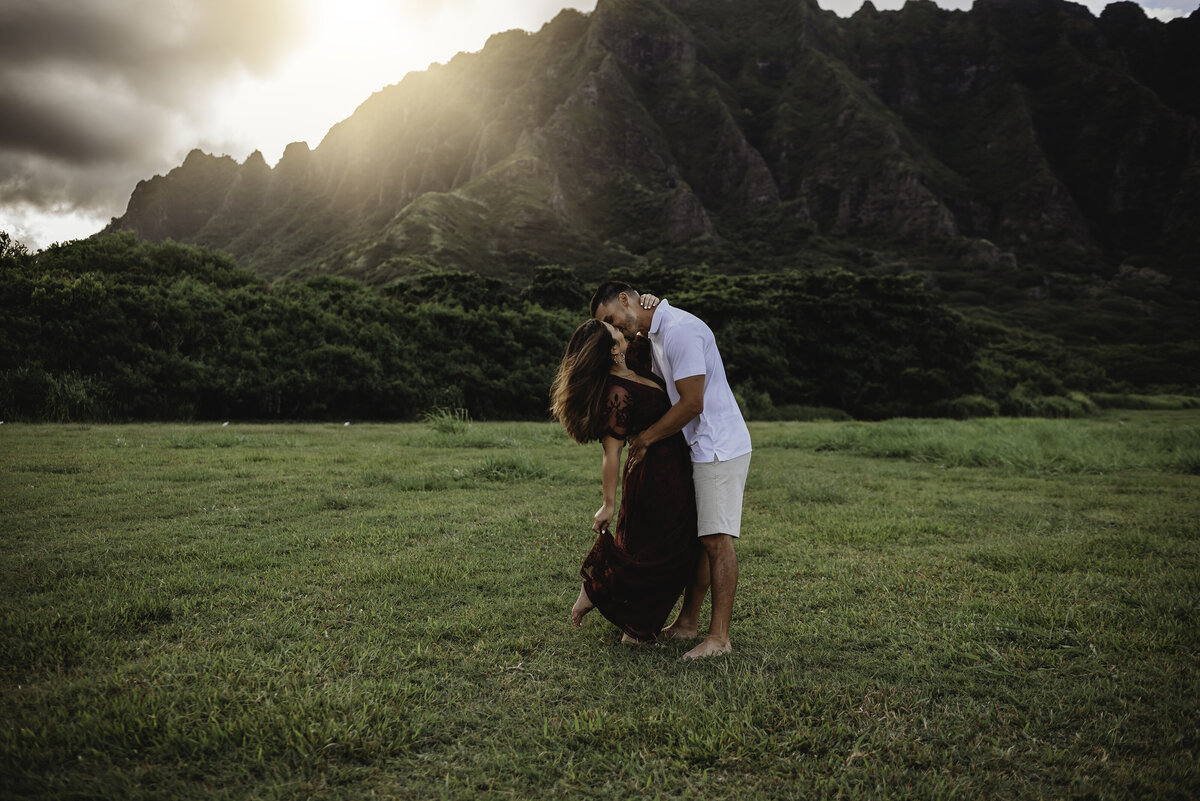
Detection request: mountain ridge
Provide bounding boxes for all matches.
[106,0,1200,284]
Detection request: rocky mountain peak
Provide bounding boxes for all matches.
[106,0,1199,282]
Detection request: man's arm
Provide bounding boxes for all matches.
[626,375,704,465]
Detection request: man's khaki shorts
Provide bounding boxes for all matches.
[693,452,751,538]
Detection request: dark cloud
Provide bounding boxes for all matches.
[0,0,307,94]
[0,75,159,164]
[0,0,308,226]
[0,150,167,211]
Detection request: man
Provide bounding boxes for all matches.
[591,281,752,660]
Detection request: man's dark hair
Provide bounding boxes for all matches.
[589,281,638,318]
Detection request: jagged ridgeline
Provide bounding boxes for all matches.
[105,0,1200,282]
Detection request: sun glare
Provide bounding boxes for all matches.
[203,0,487,167]
[6,1,602,249]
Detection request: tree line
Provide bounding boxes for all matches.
[0,231,1126,423]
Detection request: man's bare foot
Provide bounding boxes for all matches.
[659,621,698,641]
[570,585,594,627]
[682,637,732,660]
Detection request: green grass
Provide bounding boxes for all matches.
[420,407,472,436]
[1,413,1197,799]
[780,413,1200,475]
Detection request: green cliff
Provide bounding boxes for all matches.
[106,0,1199,284]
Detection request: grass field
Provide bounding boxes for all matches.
[1,413,1197,800]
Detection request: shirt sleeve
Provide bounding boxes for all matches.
[600,383,634,440]
[662,322,708,381]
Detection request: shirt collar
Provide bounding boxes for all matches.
[648,298,671,336]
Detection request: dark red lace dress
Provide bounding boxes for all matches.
[580,337,699,641]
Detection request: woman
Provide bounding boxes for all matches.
[549,319,699,644]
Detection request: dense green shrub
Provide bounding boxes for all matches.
[0,235,575,421]
[0,365,109,422]
[939,394,1001,419]
[4,231,1183,422]
[616,264,983,418]
[759,405,854,422]
[1000,386,1093,418]
[1090,392,1200,410]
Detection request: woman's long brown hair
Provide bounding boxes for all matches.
[549,319,616,444]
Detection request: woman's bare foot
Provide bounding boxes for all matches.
[659,621,698,640]
[621,633,658,646]
[570,585,594,627]
[682,636,732,660]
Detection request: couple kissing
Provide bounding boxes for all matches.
[550,282,752,660]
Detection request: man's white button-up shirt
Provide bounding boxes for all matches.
[646,299,752,464]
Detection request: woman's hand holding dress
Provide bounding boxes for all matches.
[593,503,614,535]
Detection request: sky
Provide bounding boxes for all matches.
[1,0,1196,251]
